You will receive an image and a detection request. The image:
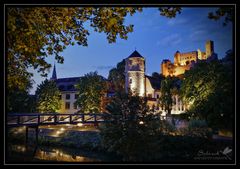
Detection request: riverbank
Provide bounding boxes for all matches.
[6,125,122,163]
[6,125,233,163]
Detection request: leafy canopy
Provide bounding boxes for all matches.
[100,91,162,161]
[108,59,126,92]
[159,76,180,115]
[35,79,61,113]
[7,7,142,91]
[180,57,233,130]
[75,71,107,113]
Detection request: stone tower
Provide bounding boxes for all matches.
[161,59,172,77]
[174,51,181,65]
[205,40,214,58]
[125,50,145,97]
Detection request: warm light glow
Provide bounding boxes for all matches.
[77,123,83,127]
[139,121,144,125]
[60,127,65,131]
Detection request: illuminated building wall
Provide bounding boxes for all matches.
[161,40,215,77]
[125,50,146,97]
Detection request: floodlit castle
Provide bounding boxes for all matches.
[125,50,186,115]
[125,40,218,115]
[161,40,217,77]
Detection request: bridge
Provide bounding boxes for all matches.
[7,113,112,144]
[7,113,111,127]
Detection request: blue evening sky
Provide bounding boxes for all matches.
[29,7,233,94]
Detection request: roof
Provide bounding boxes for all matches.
[128,50,144,58]
[54,76,108,92]
[54,77,81,92]
[145,75,161,90]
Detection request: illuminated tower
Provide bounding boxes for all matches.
[125,50,145,97]
[174,51,181,65]
[205,40,214,58]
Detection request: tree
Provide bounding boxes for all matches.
[108,59,125,91]
[7,77,36,113]
[7,7,142,91]
[160,76,179,115]
[208,7,233,26]
[75,71,107,113]
[35,79,61,113]
[100,91,161,161]
[151,72,164,81]
[180,58,233,130]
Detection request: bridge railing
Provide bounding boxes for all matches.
[7,113,112,127]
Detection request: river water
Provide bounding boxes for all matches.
[6,143,121,163]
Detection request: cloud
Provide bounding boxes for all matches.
[167,18,188,26]
[157,34,182,47]
[189,30,208,42]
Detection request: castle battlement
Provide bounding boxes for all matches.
[162,40,216,77]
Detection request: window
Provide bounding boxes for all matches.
[66,94,70,100]
[156,94,159,99]
[59,94,62,100]
[74,102,78,109]
[75,94,79,99]
[65,102,70,109]
[129,78,132,84]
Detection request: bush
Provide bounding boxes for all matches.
[186,119,212,138]
[99,92,162,161]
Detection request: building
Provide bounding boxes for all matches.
[125,50,186,115]
[161,40,218,77]
[50,65,112,113]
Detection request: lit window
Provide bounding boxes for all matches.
[65,102,70,109]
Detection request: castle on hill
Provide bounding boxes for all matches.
[161,40,218,77]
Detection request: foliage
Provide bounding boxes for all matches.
[152,72,164,80]
[75,71,107,113]
[159,76,180,115]
[35,79,61,113]
[7,78,36,113]
[7,90,36,113]
[108,59,125,92]
[100,91,162,161]
[208,7,233,26]
[158,7,182,18]
[7,7,142,91]
[180,58,233,130]
[178,119,213,139]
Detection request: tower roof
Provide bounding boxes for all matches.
[51,64,57,80]
[128,50,144,58]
